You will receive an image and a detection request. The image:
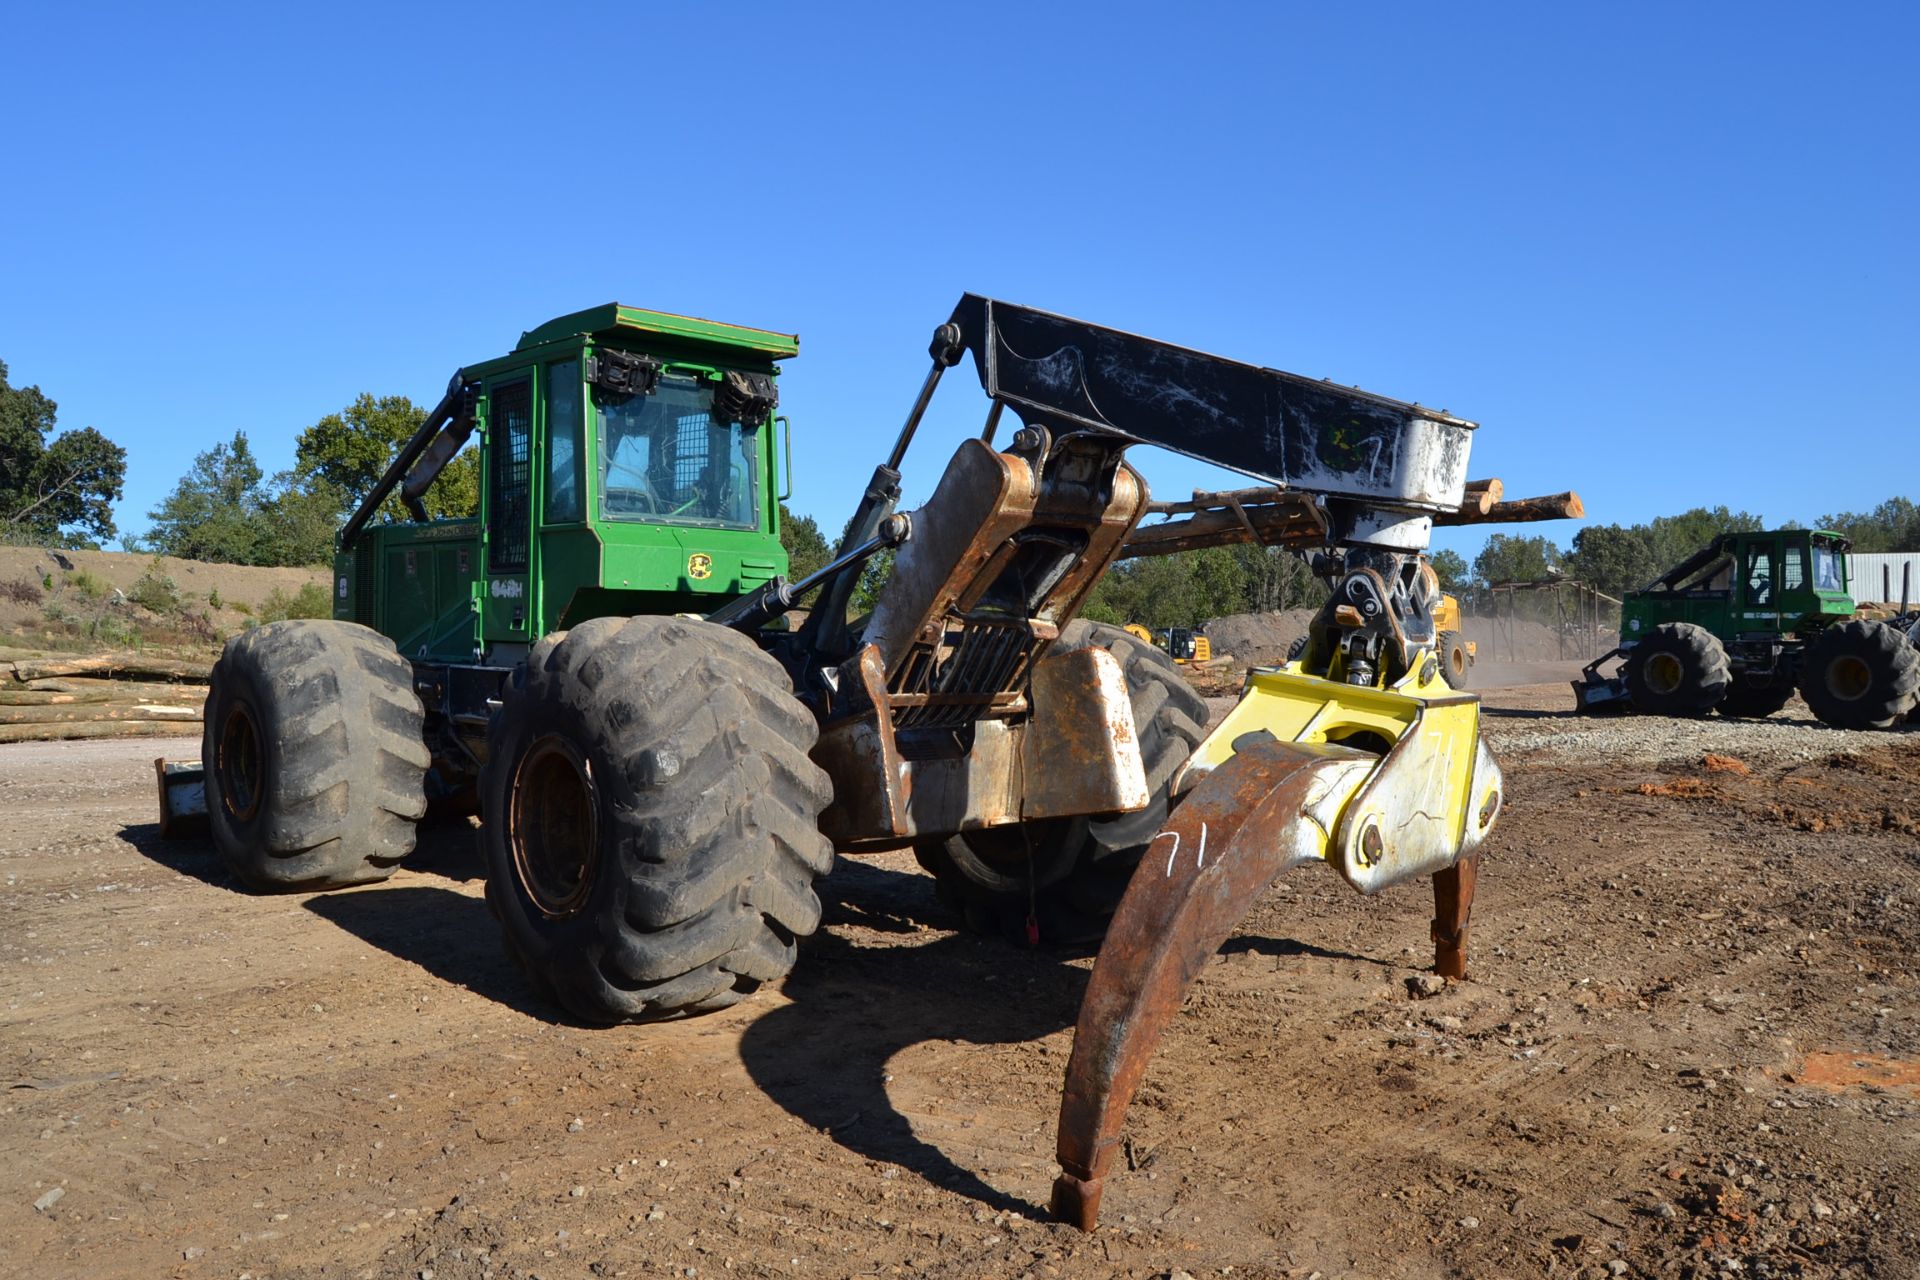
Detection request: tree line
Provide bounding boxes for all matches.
[140,395,477,566]
[15,348,1912,619]
[1462,497,1919,604]
[1,360,127,548]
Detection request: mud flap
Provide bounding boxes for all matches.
[154,757,208,838]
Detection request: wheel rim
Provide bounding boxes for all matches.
[1448,646,1467,678]
[509,735,599,918]
[1824,655,1873,703]
[1644,652,1685,696]
[217,702,264,822]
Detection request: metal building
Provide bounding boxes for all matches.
[1848,551,1920,604]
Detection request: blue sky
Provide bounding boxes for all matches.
[2,3,1914,567]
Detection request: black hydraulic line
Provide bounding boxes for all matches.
[708,514,911,634]
[339,371,466,553]
[797,323,964,663]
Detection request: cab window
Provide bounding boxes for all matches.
[1744,546,1774,606]
[595,372,761,530]
[1812,544,1843,591]
[545,359,582,523]
[1783,545,1806,591]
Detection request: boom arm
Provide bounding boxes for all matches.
[946,293,1478,551]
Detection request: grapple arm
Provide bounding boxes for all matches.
[1053,653,1503,1229]
[947,293,1477,550]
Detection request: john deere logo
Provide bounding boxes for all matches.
[686,553,714,581]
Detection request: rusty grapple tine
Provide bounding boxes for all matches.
[1049,739,1370,1230]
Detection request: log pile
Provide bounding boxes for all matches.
[0,653,209,743]
[1120,479,1584,559]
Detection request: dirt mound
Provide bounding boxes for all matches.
[1201,608,1317,665]
[0,545,328,650]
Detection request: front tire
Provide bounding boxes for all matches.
[914,620,1208,942]
[1798,619,1920,730]
[204,621,428,891]
[1436,630,1472,687]
[1625,622,1730,716]
[480,616,834,1023]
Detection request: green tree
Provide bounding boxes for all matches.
[293,393,479,524]
[1228,543,1325,612]
[778,503,833,581]
[1563,523,1660,599]
[257,474,349,567]
[1644,506,1765,569]
[0,359,127,546]
[1083,546,1251,628]
[146,431,276,564]
[1472,533,1562,587]
[1815,496,1920,552]
[1428,548,1469,592]
[1564,506,1767,599]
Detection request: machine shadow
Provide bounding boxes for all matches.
[303,884,562,1022]
[740,861,1086,1217]
[115,821,249,894]
[116,813,483,895]
[1218,932,1392,966]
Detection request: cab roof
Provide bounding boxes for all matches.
[515,304,798,359]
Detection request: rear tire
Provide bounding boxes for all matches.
[1436,630,1472,687]
[1718,681,1794,719]
[1798,619,1920,730]
[480,616,834,1023]
[913,620,1208,942]
[204,620,428,891]
[1624,622,1730,716]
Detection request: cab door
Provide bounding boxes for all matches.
[479,372,537,646]
[1740,541,1779,629]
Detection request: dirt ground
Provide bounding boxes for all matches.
[4,675,1918,1280]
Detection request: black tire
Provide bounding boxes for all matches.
[1718,680,1794,720]
[1436,630,1472,687]
[913,620,1208,942]
[1797,619,1920,730]
[1286,633,1309,664]
[480,616,834,1024]
[1624,622,1730,716]
[204,620,428,891]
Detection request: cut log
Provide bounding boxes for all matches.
[1434,492,1585,527]
[26,677,209,699]
[0,689,114,707]
[1121,495,1327,558]
[1459,479,1504,516]
[0,703,202,726]
[1123,485,1581,557]
[6,654,212,684]
[0,720,203,744]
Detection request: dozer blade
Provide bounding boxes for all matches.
[154,757,208,838]
[1051,656,1501,1230]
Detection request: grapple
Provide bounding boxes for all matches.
[916,296,1506,1229]
[1052,657,1500,1227]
